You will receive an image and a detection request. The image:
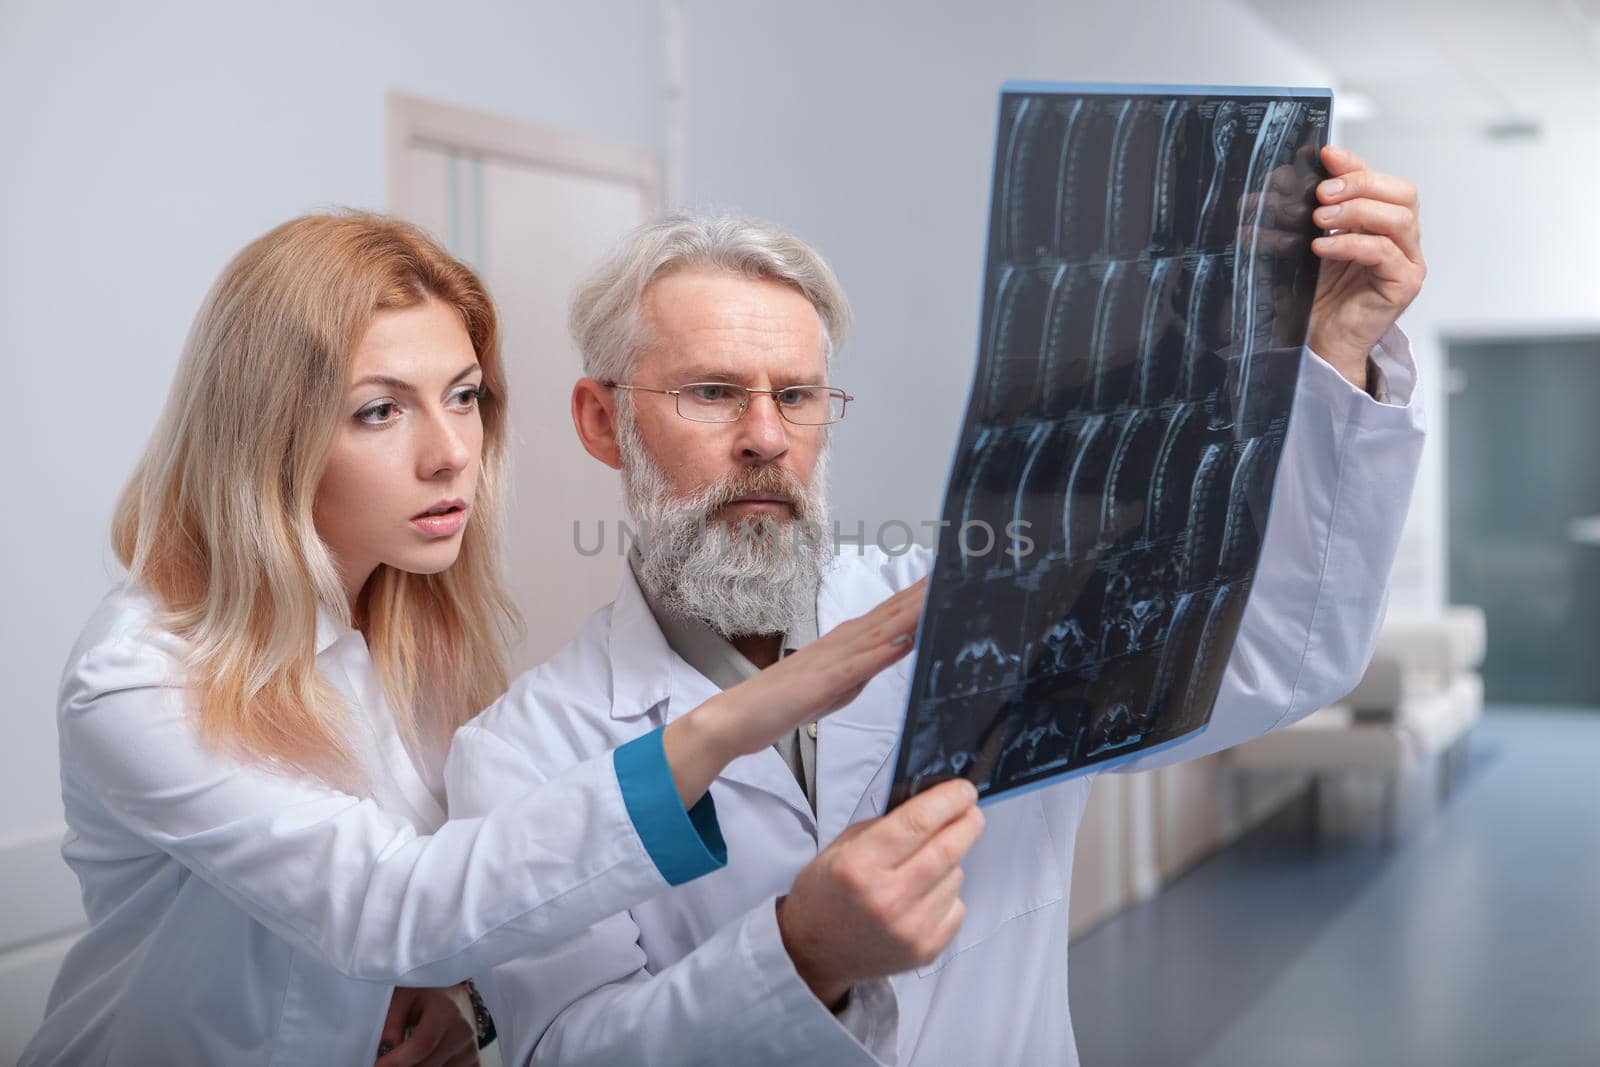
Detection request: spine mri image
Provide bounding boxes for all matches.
[889,83,1331,808]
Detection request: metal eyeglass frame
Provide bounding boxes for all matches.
[602,381,854,426]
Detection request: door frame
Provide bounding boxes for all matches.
[385,92,661,222]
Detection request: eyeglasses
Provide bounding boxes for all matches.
[603,381,854,426]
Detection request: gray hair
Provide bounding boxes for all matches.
[569,212,852,383]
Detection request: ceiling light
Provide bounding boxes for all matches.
[1484,117,1542,142]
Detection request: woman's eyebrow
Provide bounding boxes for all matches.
[351,363,481,392]
[351,374,416,393]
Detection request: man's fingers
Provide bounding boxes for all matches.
[1319,167,1418,211]
[1243,227,1311,258]
[921,858,966,913]
[900,864,968,965]
[1320,143,1368,178]
[1238,191,1311,232]
[1266,162,1301,196]
[1312,233,1418,285]
[927,893,967,954]
[879,778,979,863]
[897,804,985,888]
[1313,198,1422,263]
[830,817,878,845]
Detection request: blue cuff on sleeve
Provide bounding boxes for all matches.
[614,727,727,886]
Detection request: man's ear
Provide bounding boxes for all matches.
[572,378,624,470]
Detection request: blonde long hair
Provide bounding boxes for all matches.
[112,212,521,785]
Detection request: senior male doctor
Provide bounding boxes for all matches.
[446,145,1428,1065]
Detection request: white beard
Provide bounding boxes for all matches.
[617,403,832,639]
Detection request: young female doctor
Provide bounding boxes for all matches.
[21,213,926,1066]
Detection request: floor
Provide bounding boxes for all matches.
[1067,708,1600,1067]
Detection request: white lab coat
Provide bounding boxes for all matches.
[446,333,1426,1066]
[25,592,713,1066]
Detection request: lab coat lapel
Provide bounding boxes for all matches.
[315,604,447,830]
[604,569,674,723]
[814,559,910,845]
[604,566,818,829]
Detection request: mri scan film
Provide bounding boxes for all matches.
[888,82,1331,808]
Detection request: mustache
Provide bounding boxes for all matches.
[698,466,812,521]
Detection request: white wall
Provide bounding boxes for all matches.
[0,1,663,1053]
[1344,116,1600,614]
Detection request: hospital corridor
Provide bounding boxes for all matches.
[3,2,1597,1065]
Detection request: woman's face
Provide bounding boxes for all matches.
[314,297,485,605]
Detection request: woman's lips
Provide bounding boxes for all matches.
[410,505,468,538]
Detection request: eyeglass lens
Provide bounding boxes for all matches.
[676,383,846,425]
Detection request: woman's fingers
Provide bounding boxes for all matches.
[858,577,927,646]
[810,577,925,673]
[376,988,417,1058]
[707,574,929,758]
[846,577,926,635]
[374,987,475,1067]
[376,1025,442,1067]
[818,578,928,707]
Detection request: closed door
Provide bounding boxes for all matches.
[1447,335,1600,705]
[391,95,659,672]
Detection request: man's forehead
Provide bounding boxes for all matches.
[638,268,827,379]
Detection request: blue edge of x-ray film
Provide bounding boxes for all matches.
[1005,80,1332,100]
[883,711,1215,812]
[883,80,1335,813]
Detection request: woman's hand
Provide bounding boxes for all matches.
[664,578,926,806]
[733,577,927,741]
[374,984,480,1067]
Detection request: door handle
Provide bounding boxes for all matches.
[1568,515,1600,545]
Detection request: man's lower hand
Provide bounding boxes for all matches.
[776,778,984,1006]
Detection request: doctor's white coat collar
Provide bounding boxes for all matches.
[312,598,448,825]
[314,602,348,656]
[599,556,912,840]
[604,562,685,722]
